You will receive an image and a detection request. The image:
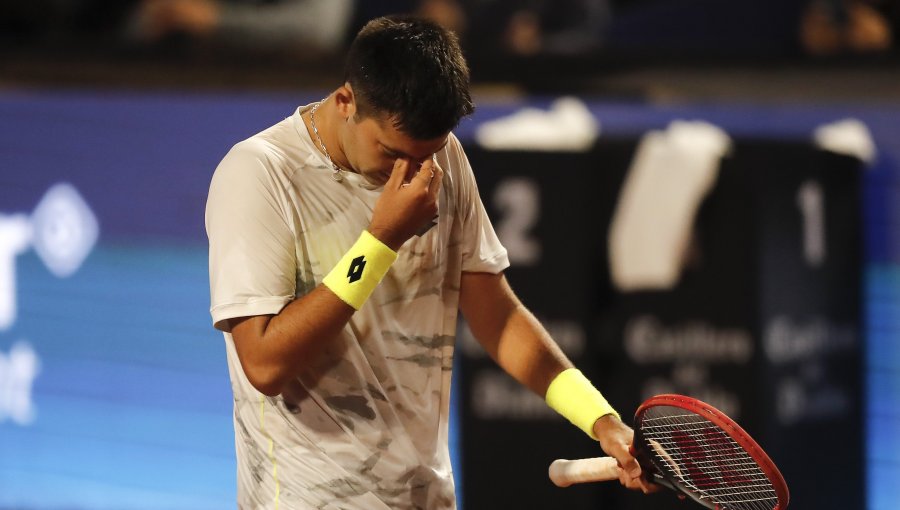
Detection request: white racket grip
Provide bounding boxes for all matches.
[549,457,620,487]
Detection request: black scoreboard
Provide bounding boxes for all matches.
[458,139,863,510]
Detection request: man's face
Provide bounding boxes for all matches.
[341,112,448,186]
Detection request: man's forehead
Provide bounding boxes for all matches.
[371,115,449,156]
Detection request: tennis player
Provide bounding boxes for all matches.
[206,15,651,509]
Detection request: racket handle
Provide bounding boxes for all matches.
[549,457,620,487]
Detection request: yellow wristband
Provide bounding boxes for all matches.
[322,230,398,310]
[545,368,620,440]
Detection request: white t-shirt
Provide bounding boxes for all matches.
[206,105,509,509]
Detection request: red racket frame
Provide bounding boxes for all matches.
[634,394,790,510]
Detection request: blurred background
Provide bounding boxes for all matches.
[1,0,898,509]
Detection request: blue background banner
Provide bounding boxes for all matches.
[1,90,898,509]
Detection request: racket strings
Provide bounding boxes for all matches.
[640,410,779,510]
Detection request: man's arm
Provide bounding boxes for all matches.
[228,288,354,396]
[458,271,570,395]
[229,157,443,396]
[458,271,653,492]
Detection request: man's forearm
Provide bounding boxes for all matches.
[460,272,573,397]
[489,304,574,396]
[232,222,405,396]
[230,285,355,396]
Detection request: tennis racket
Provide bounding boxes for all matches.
[549,394,790,510]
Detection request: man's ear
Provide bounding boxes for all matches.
[334,83,356,120]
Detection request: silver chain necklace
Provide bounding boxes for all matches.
[310,100,343,182]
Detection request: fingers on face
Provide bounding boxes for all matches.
[388,158,410,188]
[391,157,441,205]
[413,159,434,187]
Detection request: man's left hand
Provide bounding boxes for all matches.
[592,414,658,494]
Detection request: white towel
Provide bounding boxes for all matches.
[609,121,731,291]
[475,97,599,152]
[813,118,876,165]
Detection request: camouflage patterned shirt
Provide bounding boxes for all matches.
[206,106,509,509]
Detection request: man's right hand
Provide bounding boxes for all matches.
[368,158,443,251]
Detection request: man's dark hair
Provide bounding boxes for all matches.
[344,16,474,140]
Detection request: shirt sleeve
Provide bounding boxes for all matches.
[206,140,297,332]
[445,134,510,274]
